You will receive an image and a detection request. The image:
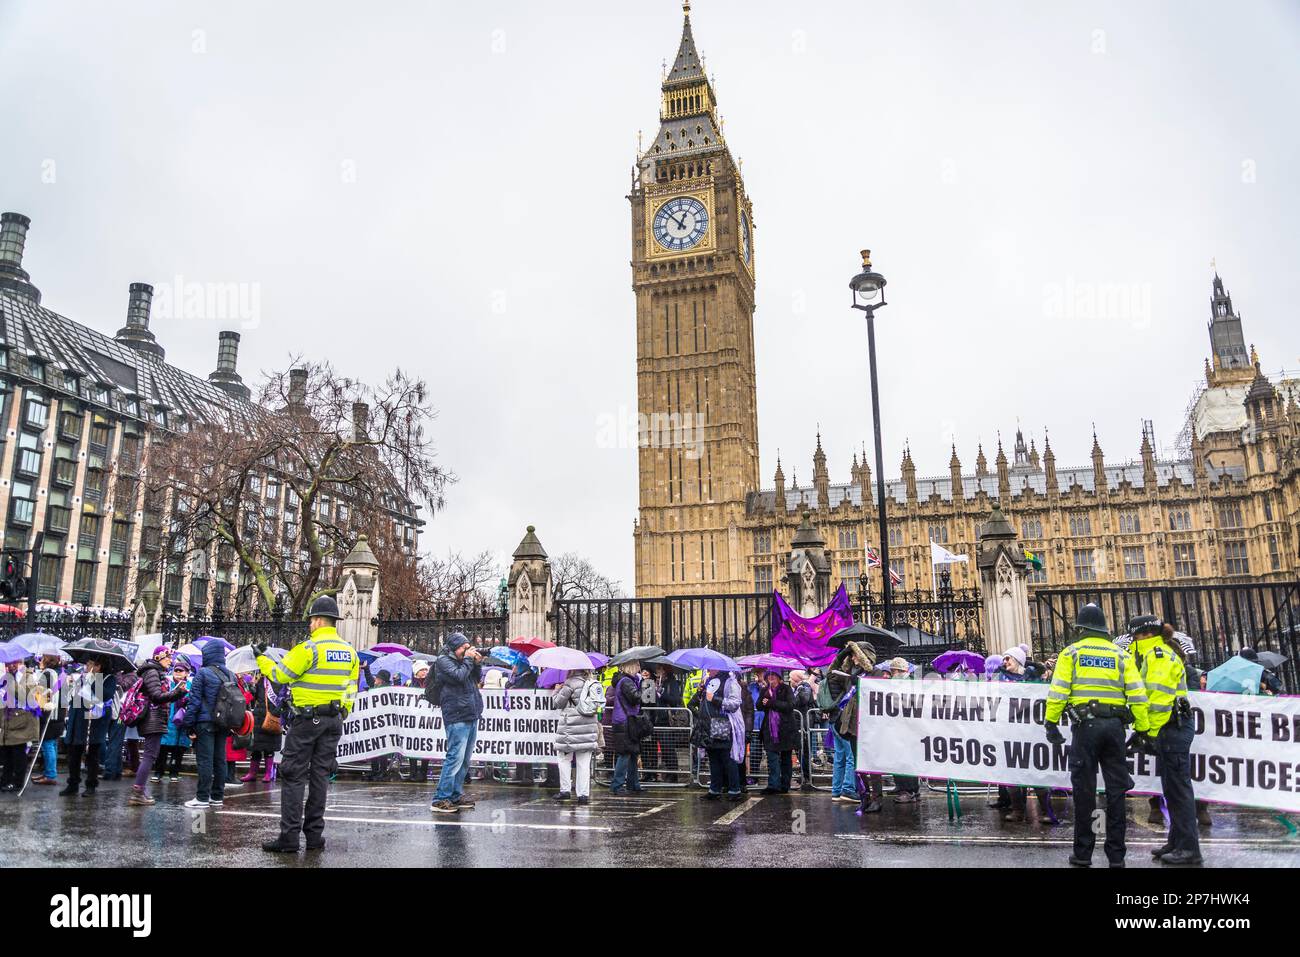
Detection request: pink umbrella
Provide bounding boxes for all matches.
[736,653,805,672]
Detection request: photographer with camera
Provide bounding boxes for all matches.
[429,632,483,814]
[254,594,359,854]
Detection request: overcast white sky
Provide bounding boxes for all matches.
[3,0,1298,589]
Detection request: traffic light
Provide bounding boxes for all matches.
[0,554,27,603]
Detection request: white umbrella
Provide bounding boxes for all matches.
[7,632,66,657]
[527,645,595,671]
[225,645,261,674]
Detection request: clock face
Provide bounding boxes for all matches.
[652,196,709,252]
[740,209,752,265]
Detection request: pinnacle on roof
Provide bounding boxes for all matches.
[512,525,548,561]
[665,2,706,88]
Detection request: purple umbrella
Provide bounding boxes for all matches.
[984,654,1002,675]
[369,643,414,658]
[537,668,568,688]
[736,653,805,672]
[932,650,987,675]
[663,647,741,673]
[587,652,610,669]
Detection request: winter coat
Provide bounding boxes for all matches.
[607,674,642,755]
[552,675,599,754]
[183,642,236,729]
[160,687,192,749]
[0,670,39,746]
[757,682,799,751]
[433,652,483,726]
[250,675,284,753]
[38,668,65,739]
[134,660,187,737]
[63,672,117,748]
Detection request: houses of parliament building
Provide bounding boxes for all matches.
[631,5,1299,599]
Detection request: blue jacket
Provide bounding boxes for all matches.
[434,643,483,725]
[183,642,235,729]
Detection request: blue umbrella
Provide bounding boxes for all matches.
[489,646,528,668]
[1206,656,1264,694]
[663,647,741,673]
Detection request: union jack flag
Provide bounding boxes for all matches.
[865,547,903,586]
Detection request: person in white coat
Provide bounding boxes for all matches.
[552,670,600,804]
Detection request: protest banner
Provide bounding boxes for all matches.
[856,677,1300,813]
[336,687,560,764]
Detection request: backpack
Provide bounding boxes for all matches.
[576,679,605,717]
[119,680,150,728]
[423,672,442,708]
[208,668,248,733]
[815,675,836,711]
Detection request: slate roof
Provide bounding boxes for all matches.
[0,287,242,425]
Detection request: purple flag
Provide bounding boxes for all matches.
[770,585,855,667]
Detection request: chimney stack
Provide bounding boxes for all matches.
[115,282,165,358]
[352,402,369,441]
[208,330,250,400]
[288,368,308,407]
[0,212,40,302]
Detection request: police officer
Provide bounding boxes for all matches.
[1044,603,1149,868]
[1129,615,1202,866]
[254,595,359,853]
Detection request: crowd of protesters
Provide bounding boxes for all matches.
[0,623,1286,836]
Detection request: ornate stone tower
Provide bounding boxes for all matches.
[631,2,759,597]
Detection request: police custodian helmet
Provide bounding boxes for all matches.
[1074,602,1110,637]
[1127,614,1163,636]
[308,593,341,621]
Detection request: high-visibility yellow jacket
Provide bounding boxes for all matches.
[682,670,703,708]
[1132,635,1188,735]
[1045,633,1149,732]
[257,626,359,713]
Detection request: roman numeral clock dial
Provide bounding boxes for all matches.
[652,195,709,252]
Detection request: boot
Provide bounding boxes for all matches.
[58,781,79,797]
[241,758,260,783]
[263,761,276,783]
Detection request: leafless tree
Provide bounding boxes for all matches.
[147,360,451,619]
[377,548,501,619]
[550,551,625,601]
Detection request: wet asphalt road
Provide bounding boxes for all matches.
[1,774,1296,868]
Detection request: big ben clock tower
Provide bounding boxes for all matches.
[631,2,759,597]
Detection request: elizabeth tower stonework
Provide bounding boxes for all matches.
[631,4,759,597]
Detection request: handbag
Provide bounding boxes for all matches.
[260,683,283,735]
[704,715,732,750]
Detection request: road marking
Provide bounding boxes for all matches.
[219,789,279,801]
[215,809,614,832]
[635,802,676,818]
[836,833,1296,848]
[713,796,763,826]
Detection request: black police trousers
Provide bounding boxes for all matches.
[279,711,343,844]
[1155,720,1200,856]
[1068,716,1133,864]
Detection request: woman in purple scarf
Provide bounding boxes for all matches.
[757,670,797,794]
[696,670,744,801]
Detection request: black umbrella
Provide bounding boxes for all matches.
[1255,650,1288,671]
[62,637,137,673]
[827,622,903,655]
[608,645,665,667]
[643,655,692,671]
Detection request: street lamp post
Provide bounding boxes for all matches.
[849,250,893,629]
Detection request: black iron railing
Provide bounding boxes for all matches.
[1030,581,1300,690]
[552,593,774,658]
[375,615,507,655]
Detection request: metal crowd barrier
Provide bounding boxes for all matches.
[593,706,694,789]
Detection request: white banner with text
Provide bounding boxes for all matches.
[855,678,1300,812]
[336,687,560,764]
